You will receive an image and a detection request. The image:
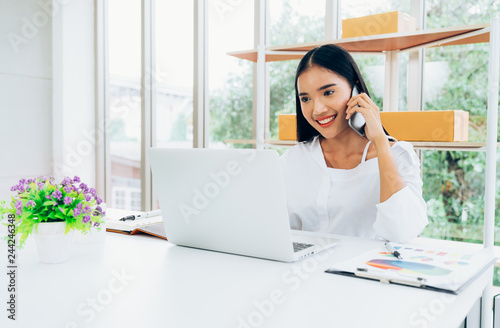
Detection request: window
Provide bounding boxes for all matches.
[419,0,500,244]
[268,1,325,142]
[341,0,413,112]
[100,2,499,246]
[208,0,254,148]
[269,0,326,47]
[104,0,195,210]
[107,0,142,211]
[155,0,194,149]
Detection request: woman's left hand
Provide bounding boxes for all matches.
[345,92,386,143]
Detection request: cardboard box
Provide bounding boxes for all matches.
[380,110,469,142]
[278,114,297,141]
[342,11,416,39]
[278,110,469,142]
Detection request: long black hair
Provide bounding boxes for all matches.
[295,44,374,142]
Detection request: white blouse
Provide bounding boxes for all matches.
[280,136,428,243]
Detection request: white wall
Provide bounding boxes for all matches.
[52,0,95,185]
[0,0,95,201]
[0,0,53,200]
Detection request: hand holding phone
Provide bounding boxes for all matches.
[348,86,366,137]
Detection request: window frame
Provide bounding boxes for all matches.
[95,0,428,210]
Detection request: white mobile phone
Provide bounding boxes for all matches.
[348,86,366,137]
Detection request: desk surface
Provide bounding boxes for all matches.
[0,232,493,328]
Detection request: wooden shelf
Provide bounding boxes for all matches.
[227,50,306,63]
[265,140,297,147]
[263,140,493,149]
[225,139,295,147]
[410,142,488,151]
[224,139,257,145]
[226,22,497,152]
[227,23,490,62]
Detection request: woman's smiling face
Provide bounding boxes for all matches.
[297,65,353,139]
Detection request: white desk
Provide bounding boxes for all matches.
[0,233,493,328]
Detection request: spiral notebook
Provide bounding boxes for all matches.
[326,242,496,294]
[105,208,167,240]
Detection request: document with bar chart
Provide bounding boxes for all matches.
[326,243,496,294]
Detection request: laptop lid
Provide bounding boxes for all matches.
[149,148,296,262]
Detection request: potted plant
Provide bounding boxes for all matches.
[0,176,105,263]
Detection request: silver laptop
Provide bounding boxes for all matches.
[149,148,340,262]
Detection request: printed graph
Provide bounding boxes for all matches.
[366,259,452,276]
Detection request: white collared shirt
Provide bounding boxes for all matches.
[280,136,429,243]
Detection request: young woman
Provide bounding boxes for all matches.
[280,44,428,243]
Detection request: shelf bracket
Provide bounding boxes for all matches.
[383,50,399,112]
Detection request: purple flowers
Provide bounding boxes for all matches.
[1,175,109,249]
[93,205,106,217]
[16,185,25,193]
[73,203,83,217]
[63,184,73,193]
[52,189,62,201]
[5,176,105,232]
[83,205,92,214]
[15,200,23,215]
[79,183,88,193]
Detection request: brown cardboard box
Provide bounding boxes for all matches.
[380,111,469,142]
[278,114,297,140]
[342,11,416,39]
[278,110,469,142]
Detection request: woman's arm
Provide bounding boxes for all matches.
[346,93,406,202]
[372,142,429,242]
[372,135,406,202]
[346,93,428,242]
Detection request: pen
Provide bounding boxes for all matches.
[120,209,162,221]
[355,267,425,287]
[385,242,403,260]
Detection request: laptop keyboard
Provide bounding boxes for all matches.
[293,242,314,253]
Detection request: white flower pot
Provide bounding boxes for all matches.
[33,221,74,264]
[74,203,106,244]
